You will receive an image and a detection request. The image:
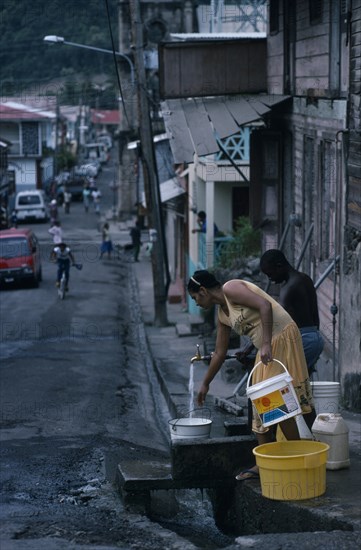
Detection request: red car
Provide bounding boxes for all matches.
[0,227,42,287]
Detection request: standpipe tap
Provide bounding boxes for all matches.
[190,344,202,363]
[191,344,240,364]
[190,344,213,364]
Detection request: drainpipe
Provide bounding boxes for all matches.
[314,256,340,289]
[278,213,302,251]
[295,222,314,270]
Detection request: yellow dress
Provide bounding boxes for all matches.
[218,280,313,433]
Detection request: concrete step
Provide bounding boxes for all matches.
[117,436,256,494]
[170,435,256,482]
[175,323,192,337]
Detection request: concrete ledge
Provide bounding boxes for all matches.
[175,323,192,337]
[224,418,251,436]
[117,458,173,492]
[171,435,256,481]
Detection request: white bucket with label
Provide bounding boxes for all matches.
[246,359,301,428]
[310,381,340,415]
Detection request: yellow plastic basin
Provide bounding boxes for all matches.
[253,440,329,501]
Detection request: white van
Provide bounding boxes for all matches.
[84,142,108,164]
[15,190,48,223]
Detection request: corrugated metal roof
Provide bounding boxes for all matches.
[170,32,267,41]
[90,109,120,125]
[0,102,55,120]
[161,94,291,164]
[141,176,186,205]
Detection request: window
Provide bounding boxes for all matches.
[269,0,279,34]
[21,122,40,155]
[262,140,279,179]
[3,123,20,155]
[0,146,8,169]
[0,238,30,259]
[309,0,323,24]
[18,195,41,206]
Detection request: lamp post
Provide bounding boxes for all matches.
[43,36,135,90]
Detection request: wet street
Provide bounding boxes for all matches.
[0,156,193,549]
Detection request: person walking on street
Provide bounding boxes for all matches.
[100,222,113,259]
[48,221,63,245]
[83,185,91,213]
[63,187,72,214]
[49,199,59,225]
[130,221,141,262]
[92,188,101,215]
[187,270,314,481]
[10,209,18,228]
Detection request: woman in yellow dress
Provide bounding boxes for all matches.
[187,270,313,480]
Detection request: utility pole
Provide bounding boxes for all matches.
[129,0,168,327]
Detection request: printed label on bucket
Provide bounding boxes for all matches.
[253,385,300,425]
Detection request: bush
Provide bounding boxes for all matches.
[56,146,77,171]
[216,217,261,268]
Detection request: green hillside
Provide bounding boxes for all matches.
[0,0,120,107]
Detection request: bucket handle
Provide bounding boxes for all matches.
[246,358,291,391]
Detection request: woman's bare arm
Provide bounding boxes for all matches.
[197,321,231,406]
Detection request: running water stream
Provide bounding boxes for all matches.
[188,362,194,417]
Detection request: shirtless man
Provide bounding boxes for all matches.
[260,249,324,429]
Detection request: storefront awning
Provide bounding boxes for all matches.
[161,94,291,164]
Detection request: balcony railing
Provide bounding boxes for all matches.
[198,233,233,268]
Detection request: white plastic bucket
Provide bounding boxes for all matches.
[246,359,301,428]
[310,381,340,415]
[168,417,212,440]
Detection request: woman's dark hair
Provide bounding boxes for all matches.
[187,270,221,292]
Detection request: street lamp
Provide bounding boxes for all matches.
[43,35,135,90]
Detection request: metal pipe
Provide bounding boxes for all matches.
[296,222,314,270]
[314,256,340,289]
[278,212,302,251]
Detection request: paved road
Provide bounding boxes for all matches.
[0,155,196,550]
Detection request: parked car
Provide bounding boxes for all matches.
[0,227,42,287]
[66,174,88,201]
[84,142,109,164]
[76,162,100,178]
[15,190,48,223]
